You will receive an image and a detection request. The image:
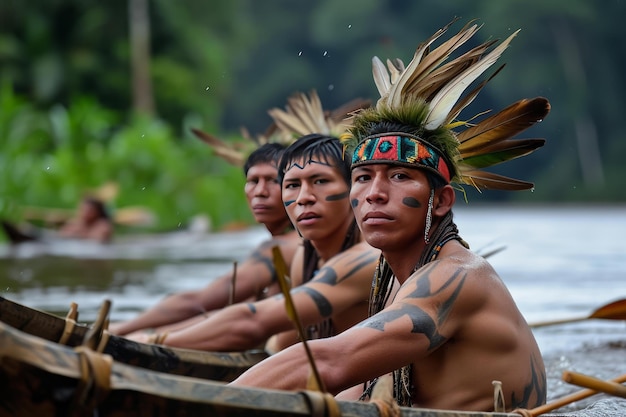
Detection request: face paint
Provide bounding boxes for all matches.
[326,190,349,202]
[351,198,359,208]
[285,158,332,172]
[284,199,296,207]
[402,197,421,208]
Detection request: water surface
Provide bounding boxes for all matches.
[1,204,625,412]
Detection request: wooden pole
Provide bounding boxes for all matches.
[529,298,626,328]
[563,371,626,399]
[519,373,626,416]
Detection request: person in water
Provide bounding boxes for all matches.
[58,196,114,243]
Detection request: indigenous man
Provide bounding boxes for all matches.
[231,21,549,412]
[132,134,380,352]
[109,143,301,336]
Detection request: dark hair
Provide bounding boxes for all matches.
[243,143,287,175]
[277,134,351,185]
[83,196,111,220]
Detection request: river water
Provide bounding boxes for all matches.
[1,204,625,412]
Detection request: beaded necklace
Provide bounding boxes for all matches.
[360,211,468,406]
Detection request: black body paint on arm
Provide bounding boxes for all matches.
[249,248,277,281]
[357,303,447,350]
[314,251,379,286]
[356,263,468,351]
[292,287,333,317]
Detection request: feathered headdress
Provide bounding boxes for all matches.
[343,19,550,191]
[192,90,370,167]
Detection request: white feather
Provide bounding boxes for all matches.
[372,56,391,98]
[425,30,520,130]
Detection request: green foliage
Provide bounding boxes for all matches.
[0,85,250,232]
[1,0,625,213]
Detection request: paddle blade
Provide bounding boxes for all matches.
[590,298,626,320]
[529,298,626,328]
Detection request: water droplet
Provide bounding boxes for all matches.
[205,86,210,91]
[530,187,535,193]
[323,51,328,57]
[298,51,303,56]
[347,24,352,29]
[141,134,145,138]
[328,84,334,91]
[177,222,182,227]
[141,186,146,191]
[45,166,50,171]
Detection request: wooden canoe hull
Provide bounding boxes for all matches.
[0,320,523,417]
[0,296,267,381]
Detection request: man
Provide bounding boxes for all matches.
[109,143,301,336]
[132,134,380,352]
[231,21,549,412]
[58,196,113,243]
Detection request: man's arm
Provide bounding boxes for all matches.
[109,239,285,335]
[151,244,379,351]
[231,260,466,392]
[229,299,438,393]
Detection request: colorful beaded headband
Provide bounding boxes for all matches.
[350,132,453,182]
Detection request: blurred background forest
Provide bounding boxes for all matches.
[1,0,624,233]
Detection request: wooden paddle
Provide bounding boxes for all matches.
[528,298,626,328]
[272,245,326,393]
[517,373,626,416]
[563,371,626,399]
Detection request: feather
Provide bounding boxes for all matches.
[385,20,458,108]
[269,90,368,139]
[460,138,545,168]
[399,22,481,102]
[353,19,550,192]
[372,57,391,98]
[425,30,519,129]
[191,128,247,165]
[444,64,504,127]
[386,58,404,84]
[328,98,371,122]
[193,90,368,167]
[457,97,551,151]
[459,169,535,191]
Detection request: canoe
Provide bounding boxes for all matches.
[0,320,622,417]
[0,296,268,381]
[0,320,514,417]
[0,220,39,244]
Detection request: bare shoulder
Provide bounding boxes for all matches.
[326,241,380,267]
[258,231,301,251]
[407,242,513,322]
[439,243,499,281]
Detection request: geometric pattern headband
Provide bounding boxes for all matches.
[350,132,452,183]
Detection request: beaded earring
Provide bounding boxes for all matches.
[424,188,434,244]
